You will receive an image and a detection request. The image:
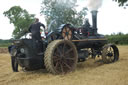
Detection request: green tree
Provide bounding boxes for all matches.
[3,6,35,39]
[113,0,128,6]
[41,0,87,31]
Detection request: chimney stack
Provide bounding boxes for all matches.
[91,10,98,34]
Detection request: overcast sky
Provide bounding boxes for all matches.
[0,0,128,39]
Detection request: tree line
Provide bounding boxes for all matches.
[106,32,128,45]
[0,39,11,47]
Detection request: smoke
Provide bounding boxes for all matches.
[55,0,77,8]
[86,0,103,11]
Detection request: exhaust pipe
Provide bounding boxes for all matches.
[91,10,98,34]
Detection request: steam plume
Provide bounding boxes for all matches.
[55,0,77,8]
[86,0,103,10]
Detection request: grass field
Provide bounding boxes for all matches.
[0,46,128,85]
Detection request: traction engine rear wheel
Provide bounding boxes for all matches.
[102,44,119,64]
[44,40,78,74]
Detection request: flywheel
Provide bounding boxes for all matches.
[62,26,73,40]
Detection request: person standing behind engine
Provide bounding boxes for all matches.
[29,18,45,41]
[28,18,45,54]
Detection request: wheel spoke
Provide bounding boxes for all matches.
[54,50,61,57]
[68,33,72,36]
[67,35,70,40]
[112,51,114,55]
[107,48,110,53]
[56,47,62,56]
[60,64,64,73]
[111,50,114,54]
[53,56,61,62]
[108,47,113,53]
[62,33,66,37]
[110,47,112,51]
[69,30,72,34]
[64,36,68,40]
[62,32,66,33]
[109,56,113,62]
[110,47,113,53]
[63,61,71,69]
[65,57,75,60]
[62,43,66,55]
[62,32,66,35]
[55,61,60,70]
[63,28,66,33]
[66,28,69,32]
[65,48,73,55]
[68,35,71,40]
[53,53,60,58]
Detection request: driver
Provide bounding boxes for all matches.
[28,18,45,54]
[29,18,45,41]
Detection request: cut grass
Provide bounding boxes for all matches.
[0,46,128,85]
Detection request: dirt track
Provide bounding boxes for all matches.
[0,46,128,85]
[0,48,8,53]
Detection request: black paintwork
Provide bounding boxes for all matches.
[9,11,108,70]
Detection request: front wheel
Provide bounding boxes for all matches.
[44,40,78,74]
[102,44,119,64]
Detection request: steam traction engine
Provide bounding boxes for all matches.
[9,10,119,74]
